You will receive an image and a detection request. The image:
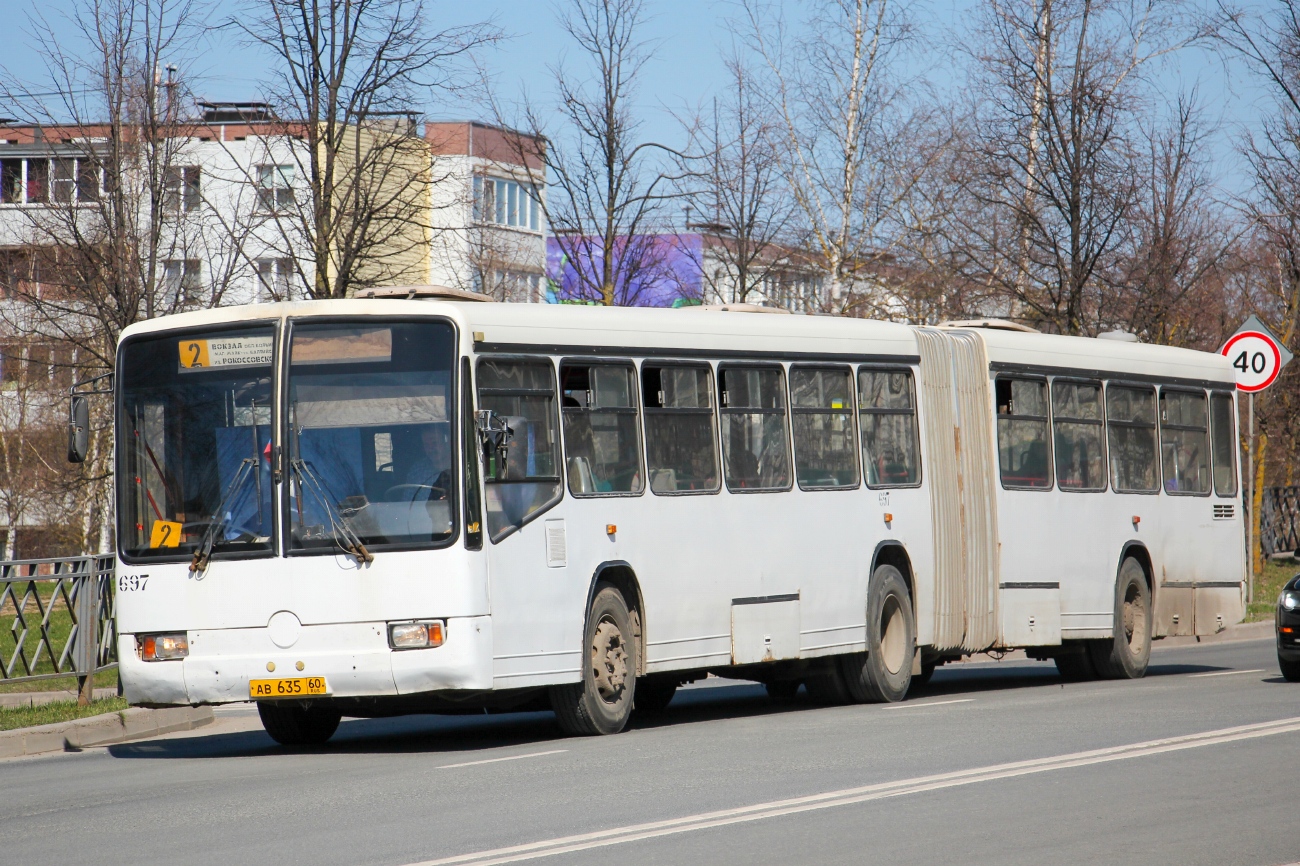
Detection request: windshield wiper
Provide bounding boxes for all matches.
[191,457,258,573]
[290,457,374,564]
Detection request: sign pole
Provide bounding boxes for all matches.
[1222,314,1291,605]
[1248,391,1255,605]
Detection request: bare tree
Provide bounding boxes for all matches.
[1107,96,1236,346]
[742,0,939,315]
[235,0,498,299]
[503,0,682,307]
[955,0,1198,334]
[0,0,228,553]
[676,57,795,305]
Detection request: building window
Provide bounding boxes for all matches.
[0,157,101,205]
[162,259,202,303]
[163,166,201,212]
[256,165,295,212]
[257,257,296,301]
[474,175,541,231]
[478,269,543,302]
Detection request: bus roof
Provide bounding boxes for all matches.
[119,299,1234,384]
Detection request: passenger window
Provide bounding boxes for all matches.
[858,369,920,487]
[790,366,859,489]
[1052,381,1105,491]
[1106,385,1159,493]
[996,377,1051,489]
[1160,389,1211,495]
[643,364,720,494]
[719,366,791,491]
[476,358,562,540]
[1210,391,1238,497]
[560,363,643,495]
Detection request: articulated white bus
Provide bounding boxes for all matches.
[99,291,1244,744]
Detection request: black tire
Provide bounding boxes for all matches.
[1054,647,1097,681]
[634,675,679,714]
[550,585,637,735]
[1280,655,1300,682]
[840,564,915,703]
[764,679,801,702]
[1090,557,1152,679]
[257,702,341,746]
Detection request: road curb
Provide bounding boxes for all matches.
[0,705,214,759]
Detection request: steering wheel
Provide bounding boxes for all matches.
[384,483,448,501]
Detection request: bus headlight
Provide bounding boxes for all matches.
[139,632,189,661]
[388,621,446,650]
[1284,593,1300,611]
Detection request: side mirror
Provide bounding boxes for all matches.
[68,395,89,463]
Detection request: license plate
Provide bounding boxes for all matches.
[249,677,329,699]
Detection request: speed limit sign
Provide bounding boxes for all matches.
[1221,315,1293,392]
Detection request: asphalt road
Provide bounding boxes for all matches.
[4,637,1300,866]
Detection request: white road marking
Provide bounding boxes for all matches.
[404,716,1300,866]
[1188,669,1266,678]
[437,750,567,770]
[882,699,974,710]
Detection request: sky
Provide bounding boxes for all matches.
[0,0,1278,201]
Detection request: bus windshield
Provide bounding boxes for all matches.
[286,319,457,553]
[118,324,277,562]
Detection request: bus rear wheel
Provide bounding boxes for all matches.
[257,702,341,746]
[550,585,637,735]
[840,564,915,703]
[1089,558,1151,679]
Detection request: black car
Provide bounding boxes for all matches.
[1277,574,1300,680]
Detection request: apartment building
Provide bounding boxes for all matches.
[0,107,548,306]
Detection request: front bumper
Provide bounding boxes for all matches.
[120,615,494,706]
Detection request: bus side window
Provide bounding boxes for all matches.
[1106,384,1159,493]
[718,365,791,491]
[790,366,859,489]
[858,368,920,487]
[1159,389,1211,495]
[1051,380,1105,491]
[996,377,1052,489]
[643,364,720,494]
[1210,391,1238,497]
[476,358,562,541]
[560,362,643,496]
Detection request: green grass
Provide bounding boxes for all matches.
[0,696,128,732]
[1246,558,1300,622]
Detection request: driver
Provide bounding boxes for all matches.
[403,425,451,501]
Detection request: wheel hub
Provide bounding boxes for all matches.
[591,617,628,702]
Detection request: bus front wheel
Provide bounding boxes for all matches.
[1089,557,1152,679]
[257,702,341,746]
[550,585,637,735]
[839,564,915,703]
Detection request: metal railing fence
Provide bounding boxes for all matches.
[1262,487,1300,557]
[0,555,116,692]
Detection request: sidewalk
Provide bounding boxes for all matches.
[0,704,214,759]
